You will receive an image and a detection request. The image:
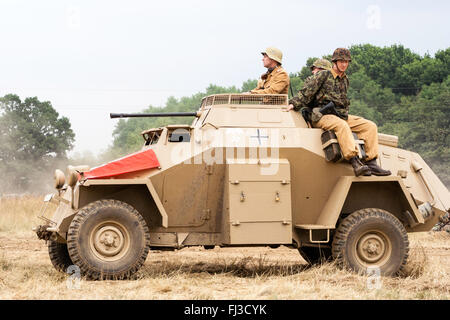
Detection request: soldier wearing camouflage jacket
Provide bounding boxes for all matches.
[288,48,391,177]
[289,68,350,119]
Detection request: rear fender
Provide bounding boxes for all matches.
[316,176,424,231]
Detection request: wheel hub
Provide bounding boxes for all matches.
[90,222,130,261]
[357,232,389,264]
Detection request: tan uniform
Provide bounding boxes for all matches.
[250,65,290,94]
[314,114,379,160]
[310,69,379,160]
[292,67,379,161]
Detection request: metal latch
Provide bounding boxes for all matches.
[240,191,246,202]
[397,170,408,178]
[275,191,280,202]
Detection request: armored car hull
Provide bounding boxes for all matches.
[35,94,449,279]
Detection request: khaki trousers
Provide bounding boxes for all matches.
[313,114,379,160]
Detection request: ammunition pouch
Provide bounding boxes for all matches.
[312,101,348,122]
[311,101,338,123]
[319,101,339,117]
[321,130,367,162]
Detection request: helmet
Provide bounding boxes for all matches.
[310,58,332,71]
[261,47,283,64]
[331,48,352,62]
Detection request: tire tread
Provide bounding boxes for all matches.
[331,208,409,276]
[67,199,150,280]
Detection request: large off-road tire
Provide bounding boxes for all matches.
[298,246,332,265]
[332,208,409,276]
[48,240,73,273]
[67,199,151,280]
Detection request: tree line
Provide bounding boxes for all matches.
[0,44,448,193]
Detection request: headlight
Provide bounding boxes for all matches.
[66,165,90,188]
[54,169,65,189]
[66,165,79,188]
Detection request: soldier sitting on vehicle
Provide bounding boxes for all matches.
[294,58,333,123]
[244,47,290,95]
[310,58,332,74]
[286,48,391,177]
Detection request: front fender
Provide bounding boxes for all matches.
[79,178,168,228]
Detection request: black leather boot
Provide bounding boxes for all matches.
[349,156,371,177]
[365,158,391,176]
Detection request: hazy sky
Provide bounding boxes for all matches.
[1,0,449,156]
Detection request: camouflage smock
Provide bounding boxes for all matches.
[250,65,290,94]
[289,68,350,120]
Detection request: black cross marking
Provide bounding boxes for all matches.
[250,129,269,145]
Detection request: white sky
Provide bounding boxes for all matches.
[0,0,449,155]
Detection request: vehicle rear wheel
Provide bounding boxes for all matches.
[298,246,332,264]
[332,208,409,276]
[48,240,73,273]
[67,199,151,280]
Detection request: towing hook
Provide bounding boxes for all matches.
[34,225,52,241]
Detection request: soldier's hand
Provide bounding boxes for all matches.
[241,91,251,95]
[284,104,295,112]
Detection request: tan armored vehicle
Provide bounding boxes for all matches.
[35,94,449,279]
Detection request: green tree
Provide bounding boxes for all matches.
[349,44,421,92]
[347,71,398,125]
[0,94,75,193]
[380,76,450,185]
[349,44,450,95]
[241,79,258,92]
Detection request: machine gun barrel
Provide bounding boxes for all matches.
[110,112,198,119]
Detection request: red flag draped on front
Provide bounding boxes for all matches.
[83,149,160,179]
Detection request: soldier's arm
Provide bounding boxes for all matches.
[288,71,328,111]
[250,71,290,94]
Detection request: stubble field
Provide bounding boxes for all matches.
[0,195,449,300]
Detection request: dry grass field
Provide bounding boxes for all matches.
[0,195,449,300]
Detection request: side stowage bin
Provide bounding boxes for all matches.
[225,159,292,245]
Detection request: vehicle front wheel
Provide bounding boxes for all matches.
[67,199,151,280]
[332,208,409,276]
[48,240,73,273]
